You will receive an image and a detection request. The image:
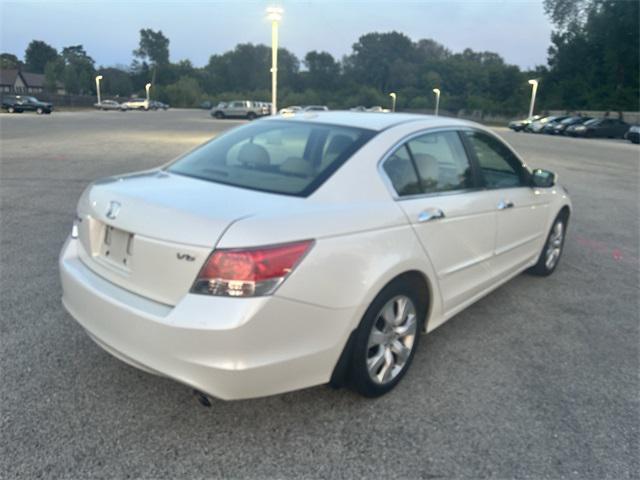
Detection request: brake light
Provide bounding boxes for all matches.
[192,240,314,297]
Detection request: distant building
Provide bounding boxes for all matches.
[0,69,65,94]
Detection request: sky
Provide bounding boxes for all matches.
[0,0,553,70]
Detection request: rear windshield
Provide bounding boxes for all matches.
[168,120,375,196]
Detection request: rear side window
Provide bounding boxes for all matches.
[383,130,474,197]
[406,131,474,193]
[168,120,374,196]
[382,145,422,196]
[463,131,527,188]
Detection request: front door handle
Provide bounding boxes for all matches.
[497,200,514,210]
[418,208,445,223]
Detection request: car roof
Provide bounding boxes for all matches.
[262,111,476,132]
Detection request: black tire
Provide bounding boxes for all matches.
[349,277,426,397]
[214,111,224,119]
[247,112,257,120]
[529,212,568,276]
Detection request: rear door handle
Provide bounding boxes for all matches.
[418,208,445,223]
[497,200,514,210]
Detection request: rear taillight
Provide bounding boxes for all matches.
[192,240,314,297]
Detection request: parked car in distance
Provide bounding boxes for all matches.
[255,101,272,116]
[94,100,128,111]
[541,116,572,134]
[122,98,149,110]
[200,100,213,110]
[2,95,53,114]
[303,105,329,112]
[350,105,367,112]
[526,116,568,133]
[508,115,542,132]
[551,116,592,135]
[624,125,640,144]
[571,117,630,138]
[150,100,169,110]
[211,100,263,119]
[279,105,303,115]
[59,112,571,401]
[565,122,587,137]
[366,105,390,113]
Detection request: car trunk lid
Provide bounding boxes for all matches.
[75,170,298,305]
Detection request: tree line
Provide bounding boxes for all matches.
[0,0,637,114]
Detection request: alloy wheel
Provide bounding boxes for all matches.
[545,221,564,270]
[366,295,417,385]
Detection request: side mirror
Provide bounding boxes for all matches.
[531,169,556,188]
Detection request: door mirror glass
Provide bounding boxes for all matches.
[531,169,556,188]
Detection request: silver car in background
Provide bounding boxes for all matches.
[304,105,329,112]
[211,100,263,120]
[94,100,128,111]
[122,98,150,111]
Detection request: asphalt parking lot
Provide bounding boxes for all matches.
[1,109,638,479]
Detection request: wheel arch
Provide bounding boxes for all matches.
[558,204,571,224]
[329,267,435,388]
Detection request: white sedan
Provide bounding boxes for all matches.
[59,112,571,400]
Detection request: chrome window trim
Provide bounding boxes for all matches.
[377,125,532,201]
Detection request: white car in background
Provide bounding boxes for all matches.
[94,100,128,111]
[366,105,391,113]
[303,105,329,112]
[122,98,149,110]
[59,112,571,401]
[278,105,303,115]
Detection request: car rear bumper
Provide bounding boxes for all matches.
[59,237,355,400]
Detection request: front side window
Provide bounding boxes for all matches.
[463,131,526,188]
[383,130,474,197]
[168,120,374,196]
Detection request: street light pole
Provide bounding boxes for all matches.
[266,6,283,115]
[95,75,103,105]
[432,88,441,116]
[145,82,151,108]
[528,79,538,119]
[389,92,397,112]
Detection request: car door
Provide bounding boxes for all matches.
[16,97,29,110]
[614,120,629,138]
[598,119,613,137]
[381,129,498,314]
[226,101,240,117]
[462,129,549,279]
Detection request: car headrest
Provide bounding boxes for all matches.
[238,143,270,167]
[412,153,439,185]
[326,134,354,156]
[280,157,313,176]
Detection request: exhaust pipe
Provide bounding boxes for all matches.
[193,389,212,407]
